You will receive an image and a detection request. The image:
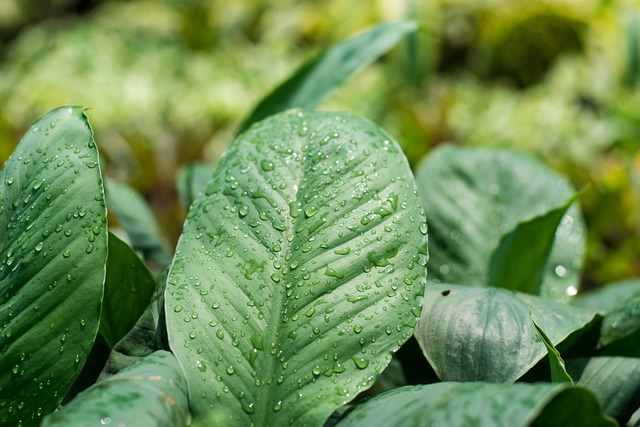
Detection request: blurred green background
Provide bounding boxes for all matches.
[0,0,638,290]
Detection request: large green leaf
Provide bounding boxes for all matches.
[165,110,427,426]
[100,232,157,349]
[568,357,640,425]
[415,146,585,302]
[238,21,418,133]
[337,382,616,427]
[41,351,190,427]
[105,180,173,269]
[0,106,108,425]
[415,283,600,382]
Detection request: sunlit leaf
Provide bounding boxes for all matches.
[0,107,108,425]
[166,110,427,426]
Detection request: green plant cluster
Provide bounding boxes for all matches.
[0,21,639,426]
[1,0,639,288]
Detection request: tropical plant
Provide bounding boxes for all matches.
[0,19,639,427]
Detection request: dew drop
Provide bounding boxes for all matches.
[352,356,369,369]
[261,160,275,171]
[419,223,428,235]
[324,267,344,279]
[554,265,567,278]
[304,206,318,218]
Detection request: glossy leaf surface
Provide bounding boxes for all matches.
[415,283,599,382]
[238,21,418,132]
[0,107,108,425]
[166,110,427,426]
[415,146,585,301]
[41,351,190,427]
[337,382,616,427]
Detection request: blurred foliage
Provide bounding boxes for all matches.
[0,0,639,288]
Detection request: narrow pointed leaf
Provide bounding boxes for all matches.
[100,232,157,349]
[415,146,585,301]
[0,107,108,425]
[41,351,190,427]
[568,356,640,425]
[415,283,600,382]
[530,311,573,384]
[238,21,418,133]
[337,382,616,427]
[166,110,427,426]
[105,180,172,269]
[489,192,582,294]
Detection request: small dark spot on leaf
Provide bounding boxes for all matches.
[441,290,450,296]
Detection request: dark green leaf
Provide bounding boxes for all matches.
[598,289,640,357]
[489,192,581,294]
[100,271,168,380]
[166,110,427,426]
[238,22,418,133]
[415,146,585,302]
[105,180,172,269]
[0,106,108,426]
[530,310,574,384]
[100,232,157,349]
[568,356,640,425]
[176,164,216,210]
[41,351,190,427]
[415,283,600,382]
[337,382,616,427]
